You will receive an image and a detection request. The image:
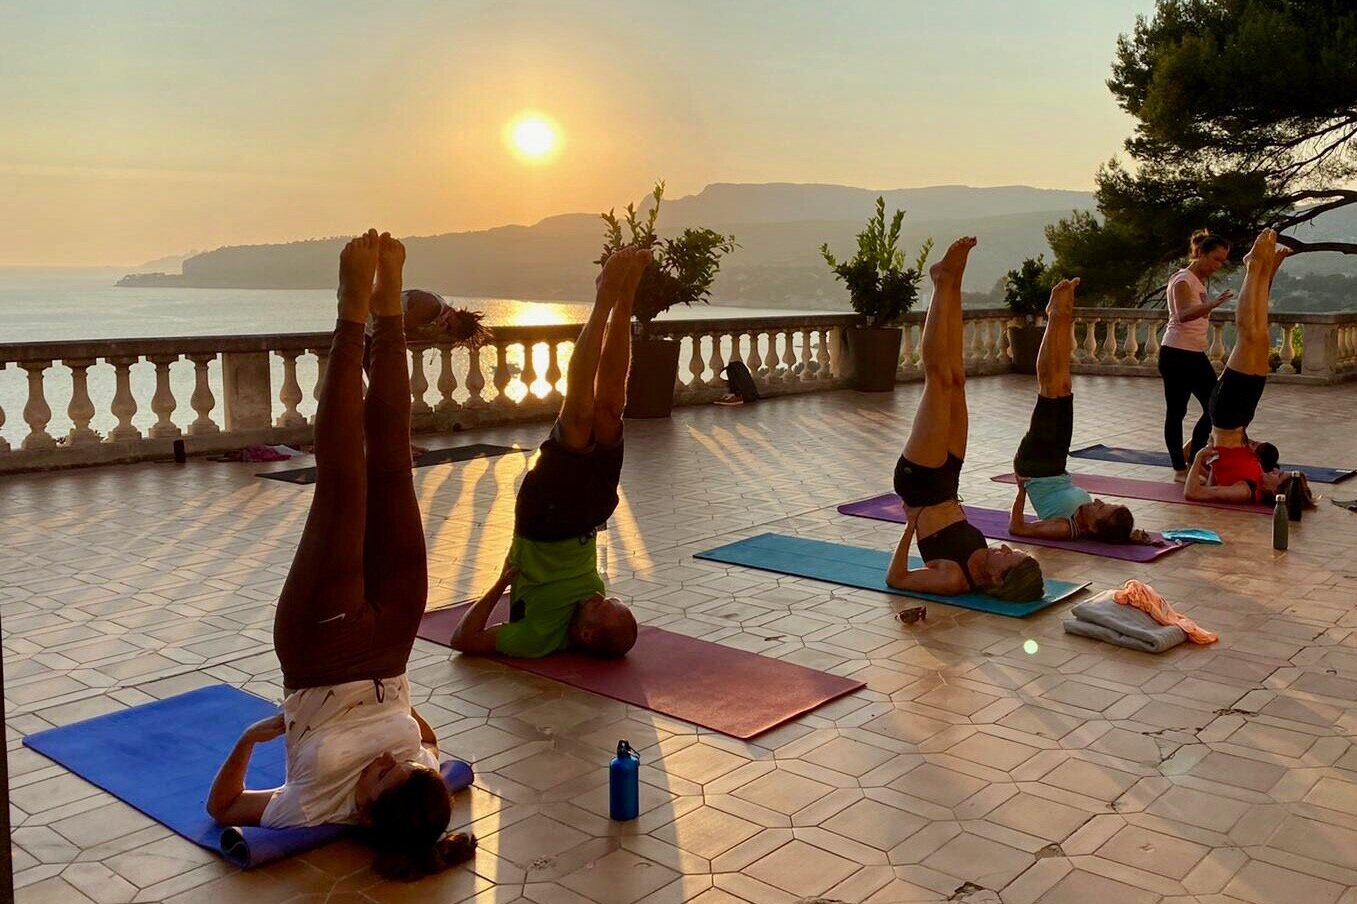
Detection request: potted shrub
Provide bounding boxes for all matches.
[598,182,737,418]
[820,198,932,391]
[1002,255,1054,374]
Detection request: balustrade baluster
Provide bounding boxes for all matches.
[780,329,797,381]
[65,358,100,445]
[707,332,726,388]
[819,328,834,379]
[1279,324,1298,375]
[545,341,563,403]
[899,324,916,376]
[688,334,706,390]
[1144,319,1161,364]
[1100,318,1120,363]
[521,342,541,404]
[409,348,432,415]
[20,360,56,450]
[275,350,305,428]
[492,343,511,406]
[147,354,183,438]
[188,352,220,435]
[1208,323,1227,366]
[436,346,460,412]
[799,330,815,382]
[763,331,780,383]
[107,356,141,442]
[465,346,487,407]
[1122,320,1140,364]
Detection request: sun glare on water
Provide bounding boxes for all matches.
[507,113,559,163]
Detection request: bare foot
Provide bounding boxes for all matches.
[597,246,652,302]
[1243,228,1277,273]
[1272,244,1293,278]
[337,229,380,323]
[1045,276,1080,318]
[928,236,977,286]
[372,233,405,317]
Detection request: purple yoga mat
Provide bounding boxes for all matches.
[991,472,1273,515]
[837,495,1186,562]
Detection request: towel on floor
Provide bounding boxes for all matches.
[1063,594,1188,653]
[1161,528,1223,545]
[1114,579,1217,644]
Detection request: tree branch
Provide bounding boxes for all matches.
[1272,194,1357,232]
[1275,237,1357,255]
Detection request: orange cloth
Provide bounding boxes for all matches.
[1113,579,1218,645]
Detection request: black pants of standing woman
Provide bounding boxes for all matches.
[1158,345,1218,471]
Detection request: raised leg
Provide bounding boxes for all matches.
[363,236,427,638]
[1225,229,1279,376]
[274,231,379,678]
[593,253,645,447]
[904,237,976,466]
[1036,278,1077,398]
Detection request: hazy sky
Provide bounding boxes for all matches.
[1,0,1156,267]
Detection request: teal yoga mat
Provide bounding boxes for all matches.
[694,533,1089,618]
[23,685,473,868]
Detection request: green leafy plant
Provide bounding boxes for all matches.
[598,182,737,334]
[1002,255,1056,320]
[820,197,932,327]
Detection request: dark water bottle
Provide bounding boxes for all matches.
[1272,494,1289,551]
[1286,471,1304,522]
[609,740,640,821]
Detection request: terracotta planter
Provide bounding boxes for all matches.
[845,326,903,392]
[1008,321,1044,375]
[625,336,681,419]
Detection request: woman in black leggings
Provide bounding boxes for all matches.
[1158,231,1234,478]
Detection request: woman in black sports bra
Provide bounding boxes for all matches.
[885,237,1045,603]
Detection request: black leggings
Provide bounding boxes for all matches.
[1158,346,1217,471]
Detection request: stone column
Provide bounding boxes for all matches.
[221,351,273,431]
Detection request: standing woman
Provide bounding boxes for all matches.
[1158,230,1234,480]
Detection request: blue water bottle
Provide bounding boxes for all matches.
[609,740,640,821]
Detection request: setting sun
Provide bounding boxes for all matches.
[506,113,560,164]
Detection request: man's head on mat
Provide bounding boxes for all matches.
[353,753,467,878]
[1074,500,1135,544]
[973,546,1045,602]
[1252,441,1280,473]
[569,592,638,657]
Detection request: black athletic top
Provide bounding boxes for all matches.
[917,519,987,590]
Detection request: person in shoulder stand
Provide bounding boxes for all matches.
[450,246,652,659]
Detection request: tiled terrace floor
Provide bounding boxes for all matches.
[4,374,1357,904]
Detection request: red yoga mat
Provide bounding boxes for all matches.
[991,472,1273,515]
[418,602,865,739]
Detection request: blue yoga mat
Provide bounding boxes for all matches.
[694,533,1089,618]
[1070,444,1355,484]
[23,684,473,869]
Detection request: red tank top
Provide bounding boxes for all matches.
[1212,446,1263,502]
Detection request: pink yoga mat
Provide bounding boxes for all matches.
[837,495,1186,562]
[418,603,865,739]
[991,473,1273,515]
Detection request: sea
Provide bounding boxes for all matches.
[0,268,840,443]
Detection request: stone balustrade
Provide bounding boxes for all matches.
[1069,307,1357,382]
[2,307,1354,473]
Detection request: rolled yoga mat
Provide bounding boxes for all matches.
[990,472,1273,515]
[23,685,473,869]
[693,532,1089,618]
[836,495,1187,562]
[1069,443,1355,485]
[258,443,524,484]
[419,603,865,740]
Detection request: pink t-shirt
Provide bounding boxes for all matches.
[1162,268,1209,352]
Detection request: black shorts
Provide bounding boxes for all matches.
[1013,394,1074,479]
[894,453,963,508]
[1209,368,1266,431]
[515,422,624,542]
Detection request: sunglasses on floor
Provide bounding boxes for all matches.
[896,606,927,625]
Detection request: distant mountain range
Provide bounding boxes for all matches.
[119,182,1357,309]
